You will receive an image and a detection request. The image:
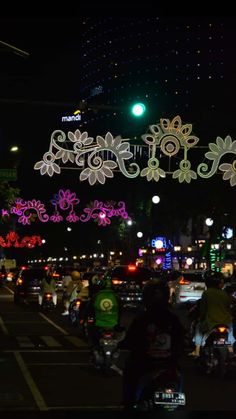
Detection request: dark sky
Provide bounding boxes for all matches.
[0,14,235,257]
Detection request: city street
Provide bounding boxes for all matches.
[0,284,236,412]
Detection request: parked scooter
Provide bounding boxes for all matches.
[132,367,185,412]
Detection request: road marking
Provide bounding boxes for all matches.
[65,335,88,347]
[3,285,14,294]
[49,405,123,410]
[39,313,69,335]
[27,362,91,366]
[111,364,123,376]
[40,336,62,347]
[14,351,48,411]
[16,336,35,348]
[0,316,9,335]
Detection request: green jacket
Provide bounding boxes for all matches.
[93,288,120,328]
[200,287,232,332]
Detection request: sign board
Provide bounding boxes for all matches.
[0,169,17,181]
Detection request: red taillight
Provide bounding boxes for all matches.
[128,265,136,272]
[179,276,190,285]
[88,317,94,324]
[52,273,59,278]
[103,332,113,338]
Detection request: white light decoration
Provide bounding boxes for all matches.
[42,239,46,244]
[67,227,72,232]
[34,115,236,187]
[152,195,160,204]
[186,257,193,266]
[206,218,214,226]
[127,219,133,226]
[137,232,143,238]
[155,239,164,249]
[222,227,233,239]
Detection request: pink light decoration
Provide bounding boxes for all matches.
[0,232,42,248]
[6,189,129,227]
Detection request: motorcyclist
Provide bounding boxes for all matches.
[190,271,235,357]
[38,269,57,307]
[87,271,123,351]
[122,278,185,410]
[62,270,83,315]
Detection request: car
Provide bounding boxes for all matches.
[168,270,206,305]
[110,264,153,308]
[14,267,48,304]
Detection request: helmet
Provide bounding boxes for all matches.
[71,270,81,281]
[100,271,113,289]
[204,270,224,288]
[142,278,170,309]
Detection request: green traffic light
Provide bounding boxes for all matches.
[131,102,146,117]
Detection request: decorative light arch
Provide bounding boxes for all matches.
[34,116,236,187]
[5,189,129,226]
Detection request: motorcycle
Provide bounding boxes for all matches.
[132,367,185,412]
[68,298,82,327]
[41,292,55,311]
[92,327,125,375]
[199,324,231,378]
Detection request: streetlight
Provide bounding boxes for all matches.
[137,231,143,238]
[152,195,160,204]
[10,146,19,153]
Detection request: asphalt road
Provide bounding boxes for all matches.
[0,284,236,412]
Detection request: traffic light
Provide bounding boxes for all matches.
[130,102,146,117]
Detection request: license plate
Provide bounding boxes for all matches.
[213,339,230,346]
[154,392,186,405]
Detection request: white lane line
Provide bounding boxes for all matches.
[3,285,14,294]
[16,336,35,348]
[49,405,123,410]
[27,362,91,366]
[39,312,69,335]
[65,335,87,347]
[0,315,9,335]
[14,351,48,411]
[40,336,62,347]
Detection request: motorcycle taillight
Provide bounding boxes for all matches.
[217,326,228,333]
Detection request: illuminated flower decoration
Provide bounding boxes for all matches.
[50,213,63,222]
[80,161,117,185]
[66,212,80,222]
[68,129,94,148]
[141,158,166,182]
[34,152,61,177]
[98,214,111,226]
[51,189,80,210]
[219,161,236,186]
[142,115,199,157]
[173,159,197,183]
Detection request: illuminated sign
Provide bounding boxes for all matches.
[62,109,81,122]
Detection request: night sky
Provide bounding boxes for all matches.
[0,14,235,258]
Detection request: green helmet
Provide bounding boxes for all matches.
[101,272,113,289]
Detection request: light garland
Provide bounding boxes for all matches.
[0,232,42,248]
[34,115,236,186]
[6,189,129,226]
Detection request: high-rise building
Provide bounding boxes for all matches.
[79,16,235,141]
